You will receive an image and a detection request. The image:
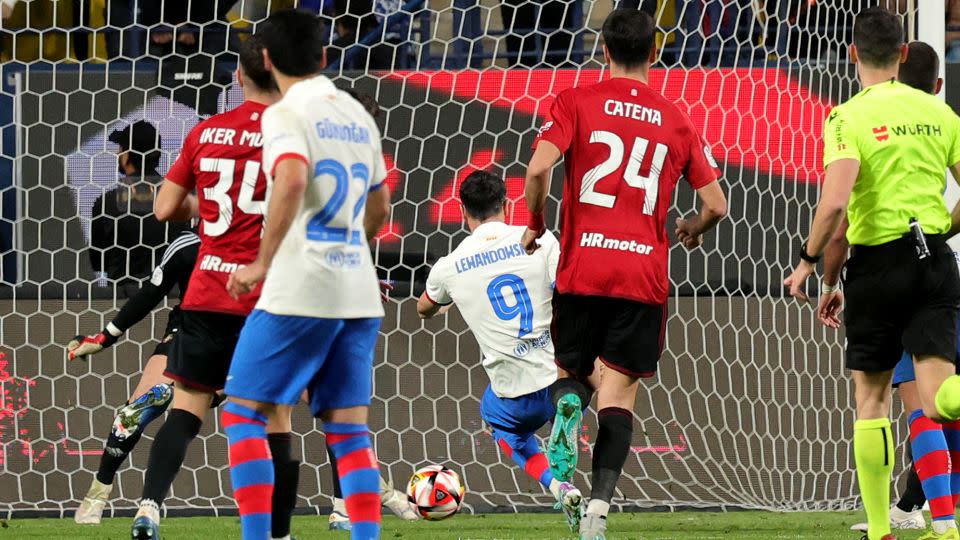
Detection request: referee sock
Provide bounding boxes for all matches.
[589,407,633,512]
[896,459,927,513]
[495,435,553,489]
[327,442,343,500]
[908,410,955,528]
[223,402,274,540]
[935,375,960,421]
[943,420,960,509]
[268,432,299,539]
[326,422,381,540]
[141,408,202,506]
[854,417,895,540]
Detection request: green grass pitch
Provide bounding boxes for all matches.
[0,512,933,539]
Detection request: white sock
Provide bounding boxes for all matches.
[586,499,610,517]
[548,479,563,498]
[136,499,160,523]
[933,520,958,535]
[333,497,347,514]
[272,536,291,540]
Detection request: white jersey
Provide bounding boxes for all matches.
[257,75,386,319]
[425,222,559,398]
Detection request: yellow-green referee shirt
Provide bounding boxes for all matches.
[823,79,960,246]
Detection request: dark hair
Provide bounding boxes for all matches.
[601,9,656,69]
[239,34,277,92]
[899,41,939,95]
[345,88,380,118]
[258,9,326,77]
[853,7,903,67]
[460,170,506,221]
[109,120,161,174]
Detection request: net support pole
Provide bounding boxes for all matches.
[917,0,946,98]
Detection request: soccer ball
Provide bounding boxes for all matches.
[406,464,465,520]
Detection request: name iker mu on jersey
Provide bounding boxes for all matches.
[198,128,263,147]
[580,232,654,255]
[455,243,527,274]
[315,118,371,144]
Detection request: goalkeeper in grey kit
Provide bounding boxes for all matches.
[69,229,199,524]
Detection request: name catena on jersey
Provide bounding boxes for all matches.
[258,75,387,319]
[426,222,559,398]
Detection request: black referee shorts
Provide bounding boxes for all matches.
[552,291,666,379]
[844,235,960,372]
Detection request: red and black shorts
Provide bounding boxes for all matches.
[551,291,666,380]
[163,309,247,392]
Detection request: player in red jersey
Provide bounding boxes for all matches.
[128,35,289,540]
[522,10,728,539]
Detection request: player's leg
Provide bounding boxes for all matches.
[547,292,602,483]
[852,369,897,540]
[76,350,173,525]
[326,442,352,531]
[267,413,300,540]
[313,317,384,540]
[895,377,929,529]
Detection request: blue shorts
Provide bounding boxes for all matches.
[479,385,555,449]
[225,310,382,416]
[893,316,960,386]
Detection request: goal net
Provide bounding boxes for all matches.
[0,0,929,517]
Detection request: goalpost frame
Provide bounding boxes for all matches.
[917,0,947,97]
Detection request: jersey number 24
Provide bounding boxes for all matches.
[581,131,667,214]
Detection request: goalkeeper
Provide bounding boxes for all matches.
[785,8,960,540]
[69,228,199,525]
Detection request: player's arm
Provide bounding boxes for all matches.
[675,181,728,248]
[416,292,442,319]
[417,261,452,319]
[815,216,849,328]
[227,158,308,299]
[154,179,199,221]
[68,233,197,360]
[522,141,562,254]
[364,183,391,241]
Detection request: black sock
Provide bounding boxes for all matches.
[589,407,633,505]
[549,377,592,407]
[95,430,143,485]
[327,442,342,499]
[897,459,927,512]
[269,432,299,538]
[140,409,202,505]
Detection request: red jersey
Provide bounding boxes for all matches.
[165,100,268,315]
[535,78,720,305]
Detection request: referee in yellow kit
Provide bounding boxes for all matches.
[785,7,960,540]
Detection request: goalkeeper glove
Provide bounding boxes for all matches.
[67,324,122,361]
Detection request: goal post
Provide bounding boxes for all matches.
[0,0,948,518]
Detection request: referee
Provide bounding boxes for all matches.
[784,8,960,540]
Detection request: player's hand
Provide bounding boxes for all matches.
[227,262,267,300]
[816,290,844,329]
[675,217,703,249]
[783,260,816,303]
[521,227,545,255]
[67,330,118,361]
[379,280,394,302]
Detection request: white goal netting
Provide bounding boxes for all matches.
[0,0,930,517]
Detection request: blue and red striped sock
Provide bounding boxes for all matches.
[496,436,554,489]
[325,422,381,540]
[223,402,274,539]
[943,419,960,508]
[909,409,954,523]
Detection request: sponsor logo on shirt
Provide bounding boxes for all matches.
[514,330,551,358]
[537,121,554,136]
[890,123,943,137]
[603,99,662,126]
[199,254,246,273]
[455,243,526,274]
[324,249,362,269]
[873,125,889,142]
[579,232,653,255]
[315,118,371,144]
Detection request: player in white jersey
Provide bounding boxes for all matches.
[417,170,584,529]
[220,11,390,540]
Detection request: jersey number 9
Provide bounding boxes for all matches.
[487,273,533,338]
